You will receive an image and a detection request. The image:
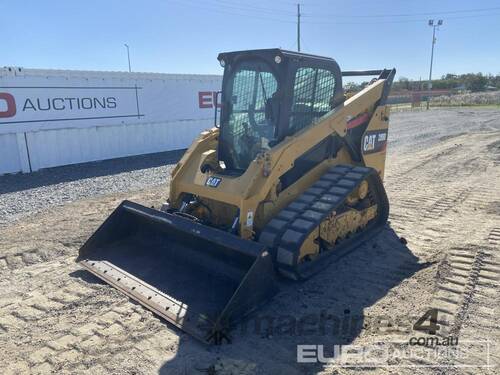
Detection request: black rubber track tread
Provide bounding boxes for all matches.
[258,164,389,280]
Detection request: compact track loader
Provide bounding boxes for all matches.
[78,49,395,344]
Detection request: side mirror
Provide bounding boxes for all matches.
[213,91,222,128]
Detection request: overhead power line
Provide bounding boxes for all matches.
[211,0,296,16]
[168,0,296,23]
[169,0,500,25]
[301,6,500,18]
[301,11,500,25]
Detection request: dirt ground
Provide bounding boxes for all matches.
[0,108,499,374]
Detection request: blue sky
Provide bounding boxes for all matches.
[3,0,500,80]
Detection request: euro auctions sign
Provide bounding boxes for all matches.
[0,70,222,134]
[198,91,221,109]
[0,92,16,118]
[0,89,127,121]
[0,86,141,125]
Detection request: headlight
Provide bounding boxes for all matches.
[219,59,225,67]
[274,55,282,64]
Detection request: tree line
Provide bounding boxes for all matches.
[345,73,500,93]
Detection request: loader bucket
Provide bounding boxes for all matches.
[77,200,277,344]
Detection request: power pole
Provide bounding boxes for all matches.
[426,19,443,109]
[297,3,301,52]
[124,44,132,73]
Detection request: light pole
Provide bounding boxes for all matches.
[124,44,131,73]
[297,3,301,52]
[427,19,443,109]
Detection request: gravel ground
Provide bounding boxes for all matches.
[388,107,500,151]
[0,149,184,227]
[0,107,499,374]
[1,108,497,227]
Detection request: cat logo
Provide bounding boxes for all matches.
[363,134,377,152]
[362,129,388,155]
[205,176,222,187]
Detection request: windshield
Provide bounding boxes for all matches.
[219,60,278,171]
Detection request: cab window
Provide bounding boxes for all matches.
[219,60,278,171]
[289,67,337,134]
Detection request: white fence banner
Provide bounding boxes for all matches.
[0,68,222,174]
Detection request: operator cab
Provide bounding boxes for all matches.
[217,49,344,172]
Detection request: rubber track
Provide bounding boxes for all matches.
[258,164,389,280]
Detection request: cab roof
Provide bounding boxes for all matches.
[217,48,339,65]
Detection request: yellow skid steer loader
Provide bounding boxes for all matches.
[77,49,395,344]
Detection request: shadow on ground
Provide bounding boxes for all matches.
[73,223,431,374]
[155,224,432,374]
[0,149,184,194]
